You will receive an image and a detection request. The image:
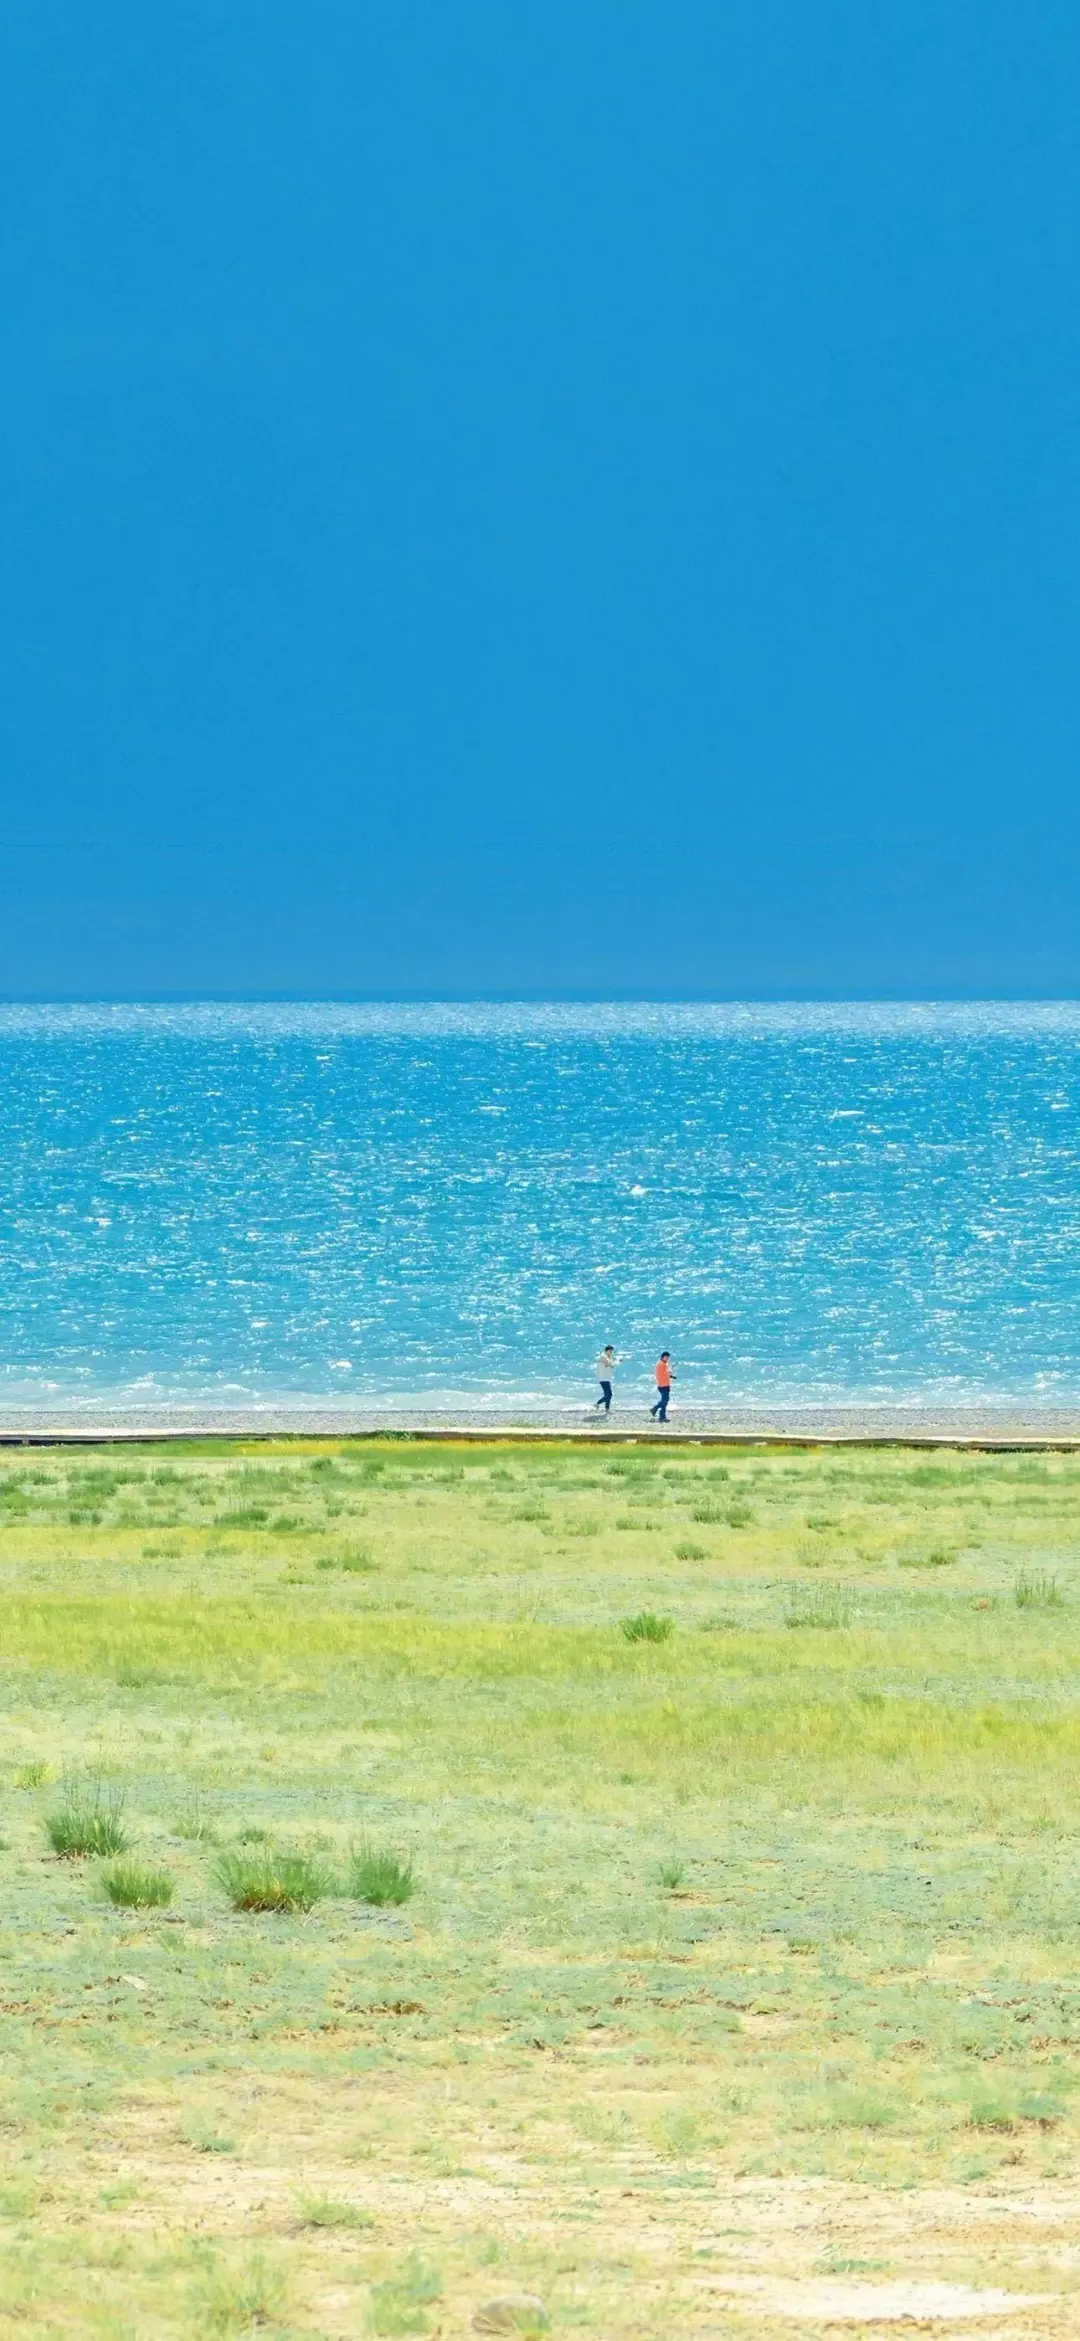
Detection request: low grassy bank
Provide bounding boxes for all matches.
[0,1440,1077,2334]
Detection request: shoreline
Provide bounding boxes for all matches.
[2,1401,1080,1447]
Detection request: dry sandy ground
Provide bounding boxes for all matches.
[46,2088,1080,2336]
[4,1405,1080,1446]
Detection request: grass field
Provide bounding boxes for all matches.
[1,1437,1080,2335]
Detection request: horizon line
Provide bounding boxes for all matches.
[1,991,1080,1009]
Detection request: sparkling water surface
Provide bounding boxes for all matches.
[1,1001,1079,1412]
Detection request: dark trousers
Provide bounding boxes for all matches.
[650,1384,670,1420]
[595,1381,613,1412]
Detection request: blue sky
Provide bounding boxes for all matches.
[3,2,1079,998]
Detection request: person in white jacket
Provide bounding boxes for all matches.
[594,1346,619,1413]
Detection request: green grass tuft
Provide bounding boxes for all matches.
[785,1582,854,1630]
[173,1794,217,1843]
[366,2254,442,2336]
[620,1611,674,1642]
[186,2124,236,2154]
[1014,1568,1064,1608]
[215,1848,333,1913]
[100,1860,173,1908]
[350,1843,416,1906]
[968,2090,1065,2131]
[44,1778,128,1859]
[296,2192,373,2228]
[191,2251,286,2334]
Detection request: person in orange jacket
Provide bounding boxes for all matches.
[649,1351,675,1422]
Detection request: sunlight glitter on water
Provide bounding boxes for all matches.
[0,1002,1078,1408]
